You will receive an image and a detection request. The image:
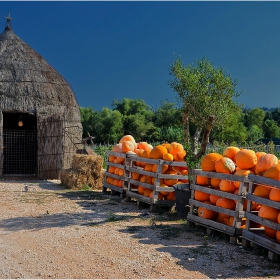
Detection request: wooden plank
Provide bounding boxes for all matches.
[245,212,280,230]
[189,199,241,217]
[246,193,280,210]
[192,169,249,182]
[103,182,125,193]
[248,174,280,188]
[187,213,241,235]
[243,229,280,255]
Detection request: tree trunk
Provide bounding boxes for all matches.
[182,110,189,144]
[192,126,203,155]
[196,115,215,159]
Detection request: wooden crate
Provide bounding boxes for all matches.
[242,174,280,260]
[103,151,133,198]
[125,156,188,211]
[187,169,249,243]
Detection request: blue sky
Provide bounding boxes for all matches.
[1,1,280,111]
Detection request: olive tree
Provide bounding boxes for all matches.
[169,56,241,159]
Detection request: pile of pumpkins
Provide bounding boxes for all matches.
[106,135,189,200]
[196,146,280,243]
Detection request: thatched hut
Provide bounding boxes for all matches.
[0,15,82,179]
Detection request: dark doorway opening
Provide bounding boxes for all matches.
[3,112,37,175]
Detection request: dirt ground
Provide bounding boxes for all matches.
[0,177,280,279]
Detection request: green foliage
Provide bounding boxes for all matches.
[263,119,280,139]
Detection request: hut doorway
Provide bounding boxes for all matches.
[2,112,37,176]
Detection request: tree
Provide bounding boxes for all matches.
[263,119,280,139]
[112,98,156,141]
[169,56,241,159]
[80,107,97,138]
[246,108,265,129]
[211,109,247,144]
[272,108,280,126]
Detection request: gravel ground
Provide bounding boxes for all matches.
[0,177,280,279]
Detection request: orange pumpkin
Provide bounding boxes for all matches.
[166,191,176,200]
[197,203,217,220]
[255,153,279,176]
[209,194,220,205]
[219,179,237,193]
[144,164,154,172]
[131,172,141,181]
[143,188,153,197]
[137,142,151,150]
[149,145,168,159]
[194,189,210,202]
[196,175,211,186]
[108,166,116,174]
[216,213,229,224]
[256,151,267,161]
[159,183,170,196]
[152,164,168,174]
[258,205,279,222]
[210,177,221,189]
[138,186,146,195]
[150,192,165,200]
[253,185,271,198]
[263,164,280,181]
[235,149,257,170]
[233,169,253,188]
[168,142,185,156]
[222,146,240,162]
[264,227,276,239]
[174,151,187,162]
[269,188,280,202]
[119,135,136,144]
[201,153,223,171]
[216,197,236,210]
[163,153,174,161]
[164,170,179,186]
[215,157,236,174]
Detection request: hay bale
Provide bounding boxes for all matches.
[60,168,105,190]
[72,153,104,177]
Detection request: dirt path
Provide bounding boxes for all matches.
[0,178,280,279]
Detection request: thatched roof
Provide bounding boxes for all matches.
[0,24,80,121]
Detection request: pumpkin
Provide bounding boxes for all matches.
[106,176,114,185]
[219,179,237,193]
[197,203,217,220]
[216,197,236,210]
[256,151,266,161]
[152,164,168,174]
[131,172,141,181]
[258,205,279,222]
[233,169,253,188]
[174,151,187,162]
[163,153,174,161]
[215,157,236,174]
[276,231,280,244]
[180,169,189,183]
[253,185,271,198]
[235,149,257,170]
[210,177,221,189]
[166,191,176,200]
[108,166,116,173]
[269,188,280,202]
[194,189,210,202]
[161,142,171,150]
[209,194,220,205]
[150,191,165,200]
[119,135,136,144]
[143,188,153,197]
[216,213,229,224]
[168,142,185,155]
[137,142,151,150]
[140,175,152,185]
[108,155,116,162]
[112,143,122,152]
[255,154,279,176]
[222,146,240,162]
[201,153,223,171]
[149,145,168,159]
[263,164,280,181]
[164,170,179,186]
[196,175,211,186]
[138,186,146,195]
[144,164,154,172]
[264,227,276,239]
[114,156,125,164]
[159,183,170,196]
[118,168,124,176]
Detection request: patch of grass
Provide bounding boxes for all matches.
[80,185,92,191]
[106,211,126,222]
